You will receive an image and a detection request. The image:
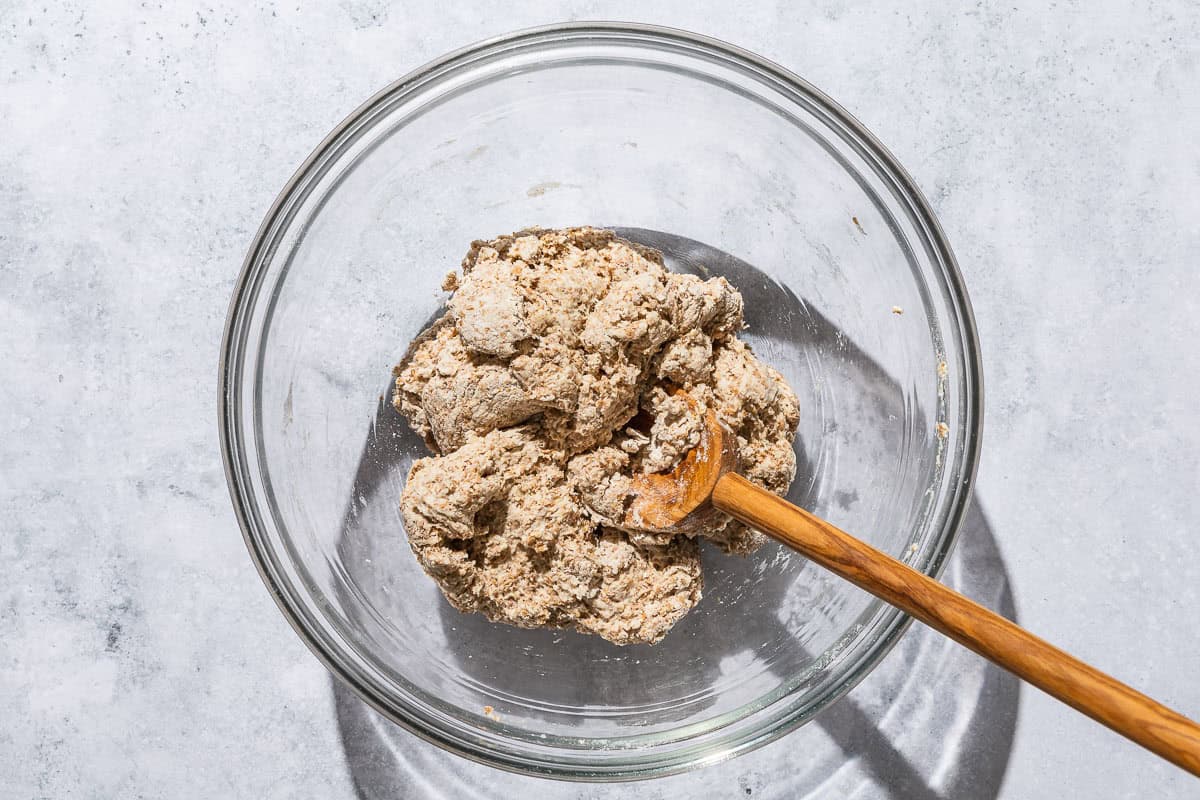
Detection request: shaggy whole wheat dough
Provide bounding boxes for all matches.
[394,227,799,645]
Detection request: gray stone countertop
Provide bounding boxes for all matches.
[3,2,1198,797]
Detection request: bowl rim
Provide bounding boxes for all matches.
[219,20,984,782]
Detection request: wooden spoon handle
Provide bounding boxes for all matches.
[712,472,1200,776]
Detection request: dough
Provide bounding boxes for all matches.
[394,227,799,645]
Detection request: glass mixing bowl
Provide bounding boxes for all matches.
[219,23,982,780]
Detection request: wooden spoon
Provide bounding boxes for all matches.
[627,398,1200,776]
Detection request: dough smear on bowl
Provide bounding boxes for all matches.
[394,227,799,645]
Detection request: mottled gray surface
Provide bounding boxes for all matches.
[2,2,1198,798]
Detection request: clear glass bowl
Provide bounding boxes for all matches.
[219,23,982,780]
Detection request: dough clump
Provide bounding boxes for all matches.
[395,227,799,644]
